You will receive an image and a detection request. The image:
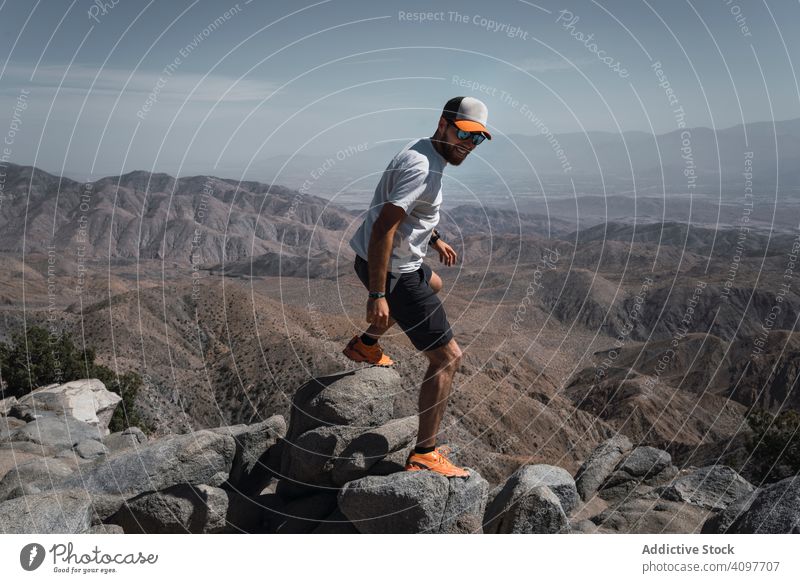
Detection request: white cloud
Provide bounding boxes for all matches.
[2,63,274,102]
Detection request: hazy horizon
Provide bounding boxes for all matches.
[2,0,798,181]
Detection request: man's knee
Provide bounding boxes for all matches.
[429,271,443,294]
[424,338,462,370]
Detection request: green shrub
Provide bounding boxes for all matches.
[0,325,87,397]
[744,408,800,483]
[0,325,150,434]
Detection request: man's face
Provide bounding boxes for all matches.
[437,119,479,166]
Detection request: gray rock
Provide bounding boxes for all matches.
[83,524,124,534]
[55,430,236,498]
[0,397,18,416]
[485,484,570,534]
[570,519,601,533]
[617,446,672,478]
[211,415,285,494]
[282,425,363,488]
[17,379,121,435]
[657,465,754,510]
[6,402,58,422]
[0,490,95,533]
[0,441,55,482]
[102,427,147,454]
[110,484,249,534]
[483,465,576,533]
[601,465,679,499]
[440,469,490,533]
[701,488,762,534]
[3,482,45,500]
[487,464,580,520]
[0,457,76,502]
[574,434,633,500]
[600,447,676,498]
[74,439,109,459]
[0,415,25,441]
[653,464,679,483]
[206,471,229,487]
[286,368,398,441]
[13,416,102,450]
[88,494,128,523]
[724,476,800,533]
[591,497,712,533]
[0,441,56,456]
[369,447,413,476]
[332,415,418,485]
[339,470,486,534]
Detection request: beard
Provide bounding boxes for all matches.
[441,141,470,165]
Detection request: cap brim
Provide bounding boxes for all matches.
[454,119,492,139]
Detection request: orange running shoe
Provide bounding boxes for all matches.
[405,445,470,478]
[342,334,394,366]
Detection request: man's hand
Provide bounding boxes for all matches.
[366,297,391,328]
[431,239,457,266]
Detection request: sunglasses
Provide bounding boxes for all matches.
[446,119,487,145]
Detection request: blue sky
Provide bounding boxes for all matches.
[1,0,798,180]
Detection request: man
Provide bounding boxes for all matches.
[342,96,491,478]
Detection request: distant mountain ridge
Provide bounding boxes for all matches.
[0,163,354,264]
[0,163,572,267]
[256,117,800,196]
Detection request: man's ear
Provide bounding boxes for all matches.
[437,116,447,133]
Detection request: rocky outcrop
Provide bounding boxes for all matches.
[655,465,754,510]
[338,470,489,533]
[0,396,18,416]
[0,378,289,533]
[102,427,147,454]
[280,368,415,489]
[485,485,571,534]
[11,416,103,450]
[57,430,236,496]
[0,490,125,534]
[109,484,267,534]
[599,446,678,497]
[274,367,489,533]
[700,488,761,534]
[574,434,633,500]
[554,438,765,534]
[0,457,77,502]
[483,464,578,533]
[211,415,285,496]
[2,372,783,535]
[589,497,712,534]
[13,379,121,435]
[702,476,799,533]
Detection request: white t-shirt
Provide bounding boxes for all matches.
[349,137,447,273]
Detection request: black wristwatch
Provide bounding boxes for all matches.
[368,291,386,299]
[429,229,441,245]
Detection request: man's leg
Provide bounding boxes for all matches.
[415,337,462,448]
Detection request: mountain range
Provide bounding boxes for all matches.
[0,160,797,489]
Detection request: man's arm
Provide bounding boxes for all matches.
[367,202,407,293]
[363,160,426,327]
[363,202,406,328]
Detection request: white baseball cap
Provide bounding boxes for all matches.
[441,96,492,139]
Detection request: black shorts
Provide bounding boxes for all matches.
[354,254,454,352]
